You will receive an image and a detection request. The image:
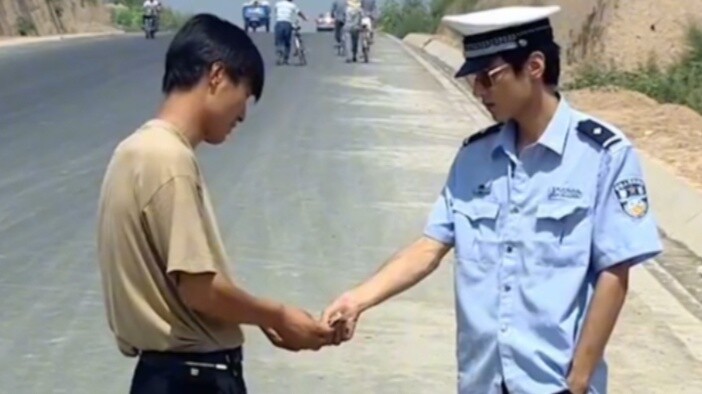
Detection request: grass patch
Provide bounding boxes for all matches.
[379,0,479,39]
[16,16,37,36]
[566,24,702,114]
[110,0,191,32]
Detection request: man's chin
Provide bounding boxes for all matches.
[205,134,229,145]
[489,110,508,123]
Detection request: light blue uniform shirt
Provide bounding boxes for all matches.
[424,97,663,394]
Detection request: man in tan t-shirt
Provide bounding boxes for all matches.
[97,14,333,394]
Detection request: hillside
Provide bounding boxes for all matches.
[437,0,702,79]
[0,0,116,37]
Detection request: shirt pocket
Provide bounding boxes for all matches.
[534,198,591,267]
[451,199,501,270]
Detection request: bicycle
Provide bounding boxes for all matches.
[334,21,346,57]
[291,22,307,66]
[335,32,346,57]
[359,18,372,63]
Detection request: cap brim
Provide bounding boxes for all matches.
[454,57,493,78]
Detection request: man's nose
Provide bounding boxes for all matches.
[471,79,486,98]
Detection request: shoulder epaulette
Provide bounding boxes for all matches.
[462,123,503,147]
[576,119,621,149]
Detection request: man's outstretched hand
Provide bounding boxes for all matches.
[321,291,362,345]
[261,305,334,351]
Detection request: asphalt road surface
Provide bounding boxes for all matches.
[0,31,466,393]
[1,30,702,394]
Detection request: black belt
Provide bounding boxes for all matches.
[139,347,243,371]
[502,380,572,394]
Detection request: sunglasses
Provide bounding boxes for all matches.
[467,63,511,89]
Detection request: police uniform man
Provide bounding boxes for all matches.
[97,14,332,394]
[321,5,663,394]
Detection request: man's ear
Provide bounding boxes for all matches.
[207,62,227,93]
[527,51,546,81]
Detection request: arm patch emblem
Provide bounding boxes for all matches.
[614,178,648,218]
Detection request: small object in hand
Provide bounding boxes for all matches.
[328,311,344,326]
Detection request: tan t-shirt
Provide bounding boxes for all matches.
[97,119,244,357]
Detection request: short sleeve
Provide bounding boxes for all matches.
[143,176,219,275]
[423,163,457,246]
[592,146,663,272]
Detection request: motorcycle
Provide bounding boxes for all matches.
[243,3,270,33]
[246,14,263,33]
[143,15,158,39]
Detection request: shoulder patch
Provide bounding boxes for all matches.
[576,119,621,149]
[462,123,503,147]
[614,178,649,218]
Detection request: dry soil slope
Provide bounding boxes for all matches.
[439,0,702,74]
[0,0,113,37]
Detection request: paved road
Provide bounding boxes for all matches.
[0,31,464,393]
[0,30,701,394]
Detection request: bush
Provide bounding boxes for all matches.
[379,0,479,38]
[566,25,702,115]
[379,0,435,38]
[16,16,37,36]
[111,1,190,32]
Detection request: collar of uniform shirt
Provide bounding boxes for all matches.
[491,95,574,157]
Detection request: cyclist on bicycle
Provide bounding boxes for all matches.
[273,0,307,65]
[360,0,377,43]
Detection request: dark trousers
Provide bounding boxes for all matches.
[274,21,293,61]
[334,20,344,44]
[344,26,360,61]
[130,348,246,394]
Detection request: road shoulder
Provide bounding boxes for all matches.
[0,30,126,49]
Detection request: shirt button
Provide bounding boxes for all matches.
[501,324,508,332]
[504,285,511,292]
[506,245,513,253]
[510,206,519,214]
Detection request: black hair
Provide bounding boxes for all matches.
[161,13,265,101]
[500,41,561,86]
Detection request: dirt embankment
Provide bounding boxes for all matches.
[0,0,117,37]
[437,0,702,192]
[440,0,702,77]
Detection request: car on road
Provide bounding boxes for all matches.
[315,12,335,32]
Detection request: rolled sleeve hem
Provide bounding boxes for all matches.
[594,248,662,272]
[423,227,454,246]
[166,254,220,276]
